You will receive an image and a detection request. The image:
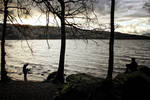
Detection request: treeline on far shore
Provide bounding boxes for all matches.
[0,24,150,40]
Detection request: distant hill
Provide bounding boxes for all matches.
[143,33,150,37]
[0,24,150,40]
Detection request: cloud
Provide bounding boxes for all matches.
[95,0,110,15]
[94,0,150,34]
[2,0,149,34]
[117,0,150,17]
[96,0,150,17]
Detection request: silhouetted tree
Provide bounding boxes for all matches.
[33,0,97,83]
[1,0,9,82]
[56,0,65,83]
[0,0,30,82]
[107,0,115,80]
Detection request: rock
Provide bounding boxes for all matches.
[44,71,57,82]
[114,66,150,100]
[122,74,150,100]
[66,73,102,84]
[55,66,150,100]
[55,73,104,100]
[138,65,150,76]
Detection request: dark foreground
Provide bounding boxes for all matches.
[0,80,61,100]
[0,65,150,100]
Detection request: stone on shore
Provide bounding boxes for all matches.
[55,66,150,100]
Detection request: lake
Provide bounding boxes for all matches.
[1,40,150,81]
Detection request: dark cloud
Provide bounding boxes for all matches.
[95,0,110,15]
[95,0,150,18]
[95,0,150,34]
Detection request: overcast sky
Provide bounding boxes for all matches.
[95,0,150,34]
[8,0,150,35]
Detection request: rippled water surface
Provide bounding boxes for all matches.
[1,40,150,81]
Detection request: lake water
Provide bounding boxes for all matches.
[1,40,150,81]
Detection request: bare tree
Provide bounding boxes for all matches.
[1,0,9,82]
[107,0,115,80]
[0,0,31,82]
[33,0,97,83]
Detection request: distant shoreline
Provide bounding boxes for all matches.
[1,24,150,40]
[4,38,150,40]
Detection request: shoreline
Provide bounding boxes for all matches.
[3,38,150,40]
[0,65,150,100]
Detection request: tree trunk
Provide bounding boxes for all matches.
[107,0,115,80]
[56,0,66,83]
[1,0,9,82]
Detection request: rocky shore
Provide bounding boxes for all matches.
[55,65,150,100]
[0,65,150,100]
